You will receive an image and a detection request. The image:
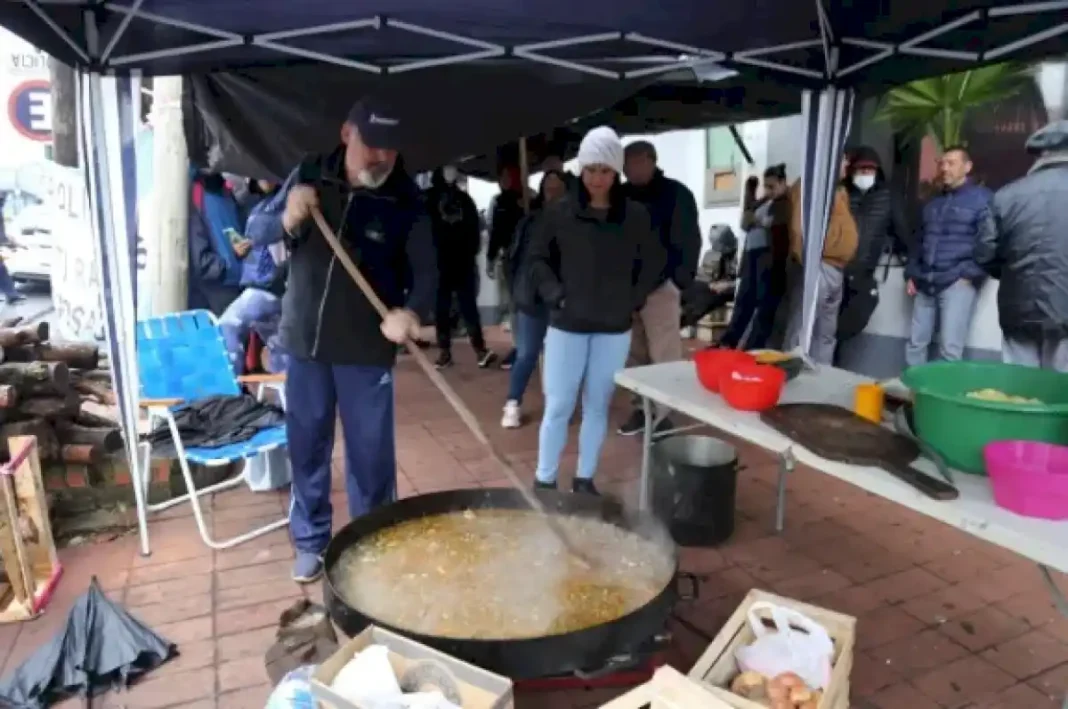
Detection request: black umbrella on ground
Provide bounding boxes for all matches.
[0,578,177,708]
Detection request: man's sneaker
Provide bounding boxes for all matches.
[572,478,600,496]
[435,351,453,369]
[292,552,323,584]
[476,349,498,368]
[617,410,645,436]
[501,400,522,429]
[534,478,557,491]
[500,349,517,371]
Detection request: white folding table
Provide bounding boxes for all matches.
[616,361,1068,707]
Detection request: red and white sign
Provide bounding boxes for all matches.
[7,78,51,142]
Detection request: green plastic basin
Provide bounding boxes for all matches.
[900,361,1068,475]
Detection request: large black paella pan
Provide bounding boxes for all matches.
[322,488,685,679]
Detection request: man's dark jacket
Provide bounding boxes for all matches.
[622,169,701,290]
[425,180,481,277]
[279,147,437,368]
[976,158,1068,340]
[905,179,991,295]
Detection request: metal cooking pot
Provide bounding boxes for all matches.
[322,488,690,679]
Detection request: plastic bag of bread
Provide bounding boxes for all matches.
[735,602,833,690]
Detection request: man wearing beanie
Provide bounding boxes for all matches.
[279,97,437,582]
[529,126,662,495]
[617,140,700,437]
[976,120,1068,371]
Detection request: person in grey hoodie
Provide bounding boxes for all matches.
[976,120,1068,371]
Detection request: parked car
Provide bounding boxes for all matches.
[2,200,52,285]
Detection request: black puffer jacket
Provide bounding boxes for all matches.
[844,177,911,273]
[976,158,1068,339]
[528,189,663,334]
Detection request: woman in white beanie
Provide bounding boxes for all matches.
[527,126,663,495]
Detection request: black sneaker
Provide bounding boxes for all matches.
[617,410,645,436]
[435,351,453,369]
[534,479,557,491]
[500,349,517,371]
[476,349,499,368]
[572,478,600,496]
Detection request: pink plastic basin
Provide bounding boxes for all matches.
[983,441,1068,520]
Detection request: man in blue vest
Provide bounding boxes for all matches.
[280,98,436,583]
[905,146,991,365]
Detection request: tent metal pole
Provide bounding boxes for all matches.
[23,0,89,62]
[518,137,531,214]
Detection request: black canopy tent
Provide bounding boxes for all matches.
[1,0,1066,555]
[182,67,804,179]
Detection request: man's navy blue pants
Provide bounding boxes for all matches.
[285,357,396,555]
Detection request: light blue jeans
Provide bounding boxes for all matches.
[535,327,632,483]
[905,279,978,366]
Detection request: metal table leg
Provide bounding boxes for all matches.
[1038,565,1068,709]
[638,396,654,512]
[775,447,796,534]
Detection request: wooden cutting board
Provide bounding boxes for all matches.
[761,403,958,500]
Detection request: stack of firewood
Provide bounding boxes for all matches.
[0,318,121,465]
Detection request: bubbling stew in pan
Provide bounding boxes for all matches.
[331,509,673,640]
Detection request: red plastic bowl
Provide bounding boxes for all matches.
[719,361,787,411]
[693,349,756,393]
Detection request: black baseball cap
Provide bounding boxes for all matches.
[346,97,402,150]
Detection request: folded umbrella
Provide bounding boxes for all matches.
[0,578,177,708]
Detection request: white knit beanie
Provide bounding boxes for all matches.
[576,126,624,174]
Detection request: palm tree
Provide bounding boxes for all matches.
[875,62,1033,149]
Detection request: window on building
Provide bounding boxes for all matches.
[704,126,742,207]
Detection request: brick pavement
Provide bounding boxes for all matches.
[1,339,1066,708]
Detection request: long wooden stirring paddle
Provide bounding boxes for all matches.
[309,208,593,567]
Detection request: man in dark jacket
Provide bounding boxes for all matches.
[280,98,437,583]
[427,166,495,369]
[976,120,1068,371]
[618,141,701,436]
[837,146,911,349]
[904,146,991,366]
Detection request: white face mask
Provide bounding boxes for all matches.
[853,173,876,192]
[358,163,394,189]
[442,166,458,184]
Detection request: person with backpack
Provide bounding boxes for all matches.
[188,171,246,315]
[501,169,568,429]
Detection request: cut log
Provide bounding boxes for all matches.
[77,369,113,384]
[60,444,103,465]
[74,411,118,428]
[54,421,122,452]
[72,380,116,406]
[17,394,79,420]
[5,343,99,371]
[0,420,58,459]
[79,401,119,425]
[0,323,48,348]
[0,386,16,409]
[0,362,70,394]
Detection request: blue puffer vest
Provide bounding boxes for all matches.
[906,180,992,295]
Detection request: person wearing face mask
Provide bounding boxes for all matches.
[836,146,912,353]
[527,127,662,495]
[427,165,496,369]
[279,97,437,583]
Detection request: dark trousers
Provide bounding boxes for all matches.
[721,248,782,350]
[436,267,485,351]
[286,357,396,554]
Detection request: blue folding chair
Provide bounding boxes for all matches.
[136,310,289,551]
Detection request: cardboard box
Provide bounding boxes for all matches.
[599,666,735,708]
[687,589,855,709]
[311,626,514,709]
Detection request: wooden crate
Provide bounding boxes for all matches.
[599,666,735,708]
[687,589,855,709]
[0,435,62,623]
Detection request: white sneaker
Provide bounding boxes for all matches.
[501,400,522,429]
